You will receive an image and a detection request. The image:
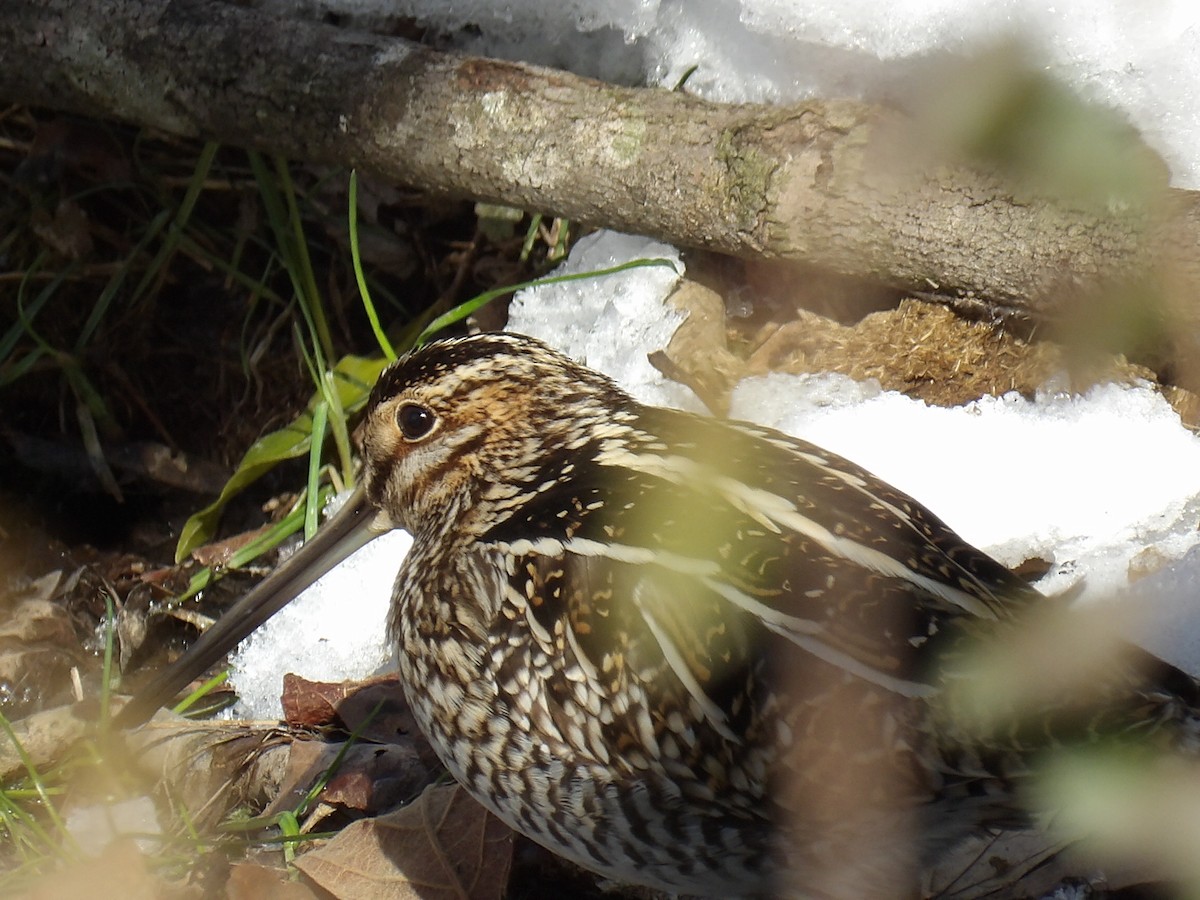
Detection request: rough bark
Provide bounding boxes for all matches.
[2,0,1198,318]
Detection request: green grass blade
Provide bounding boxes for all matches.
[415,256,678,346]
[177,257,674,560]
[171,670,230,717]
[173,351,384,560]
[0,787,60,864]
[99,590,117,726]
[85,137,214,348]
[73,399,122,501]
[294,698,385,819]
[0,711,80,858]
[0,254,62,371]
[278,157,333,363]
[519,213,543,263]
[255,154,334,368]
[305,401,329,541]
[348,170,396,362]
[0,348,46,387]
[176,486,328,601]
[174,419,314,562]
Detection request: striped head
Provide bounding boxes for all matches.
[360,333,632,538]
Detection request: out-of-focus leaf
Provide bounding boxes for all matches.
[13,838,187,900]
[175,354,388,562]
[1036,747,1200,892]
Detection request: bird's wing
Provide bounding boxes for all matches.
[483,406,1036,705]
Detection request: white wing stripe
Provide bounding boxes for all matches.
[596,450,999,620]
[700,577,937,699]
[632,583,743,744]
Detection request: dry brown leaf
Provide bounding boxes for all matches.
[191,524,276,569]
[319,743,436,815]
[281,673,360,727]
[332,677,430,751]
[281,675,439,769]
[227,862,322,900]
[263,736,434,821]
[262,738,338,820]
[295,783,514,900]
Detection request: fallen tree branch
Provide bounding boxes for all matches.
[2,0,1198,322]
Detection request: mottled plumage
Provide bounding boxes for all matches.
[348,332,1200,897]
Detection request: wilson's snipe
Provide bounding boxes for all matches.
[121,332,1200,897]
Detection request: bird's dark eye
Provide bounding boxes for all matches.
[396,403,436,440]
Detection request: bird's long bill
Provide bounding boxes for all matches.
[115,485,382,728]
